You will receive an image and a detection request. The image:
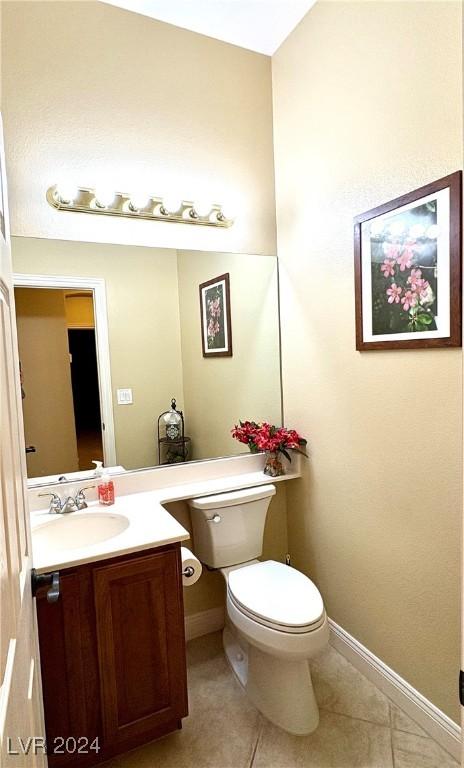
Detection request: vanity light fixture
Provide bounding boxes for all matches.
[160,196,182,215]
[94,186,116,209]
[128,191,151,212]
[190,199,212,219]
[55,183,79,205]
[47,184,234,227]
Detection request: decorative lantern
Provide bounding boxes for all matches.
[157,398,191,464]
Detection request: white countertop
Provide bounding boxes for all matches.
[30,462,301,574]
[31,492,190,573]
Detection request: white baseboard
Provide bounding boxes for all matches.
[185,606,225,642]
[329,618,461,762]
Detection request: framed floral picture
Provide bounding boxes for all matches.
[199,272,232,357]
[354,171,462,350]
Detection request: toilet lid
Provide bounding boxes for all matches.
[227,560,324,630]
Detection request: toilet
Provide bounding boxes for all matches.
[188,484,329,735]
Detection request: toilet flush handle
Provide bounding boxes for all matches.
[207,514,221,523]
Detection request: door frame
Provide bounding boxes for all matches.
[13,273,116,470]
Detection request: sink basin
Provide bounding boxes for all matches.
[33,512,130,551]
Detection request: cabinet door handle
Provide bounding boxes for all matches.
[31,569,60,603]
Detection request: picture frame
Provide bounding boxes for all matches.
[199,272,233,357]
[354,171,462,351]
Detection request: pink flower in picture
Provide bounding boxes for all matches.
[386,284,402,304]
[407,268,422,288]
[400,290,418,311]
[380,259,395,278]
[415,279,430,297]
[208,297,221,319]
[396,250,414,271]
[407,268,430,298]
[207,318,220,338]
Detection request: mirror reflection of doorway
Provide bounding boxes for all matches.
[14,287,104,478]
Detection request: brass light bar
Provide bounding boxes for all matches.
[46,185,234,227]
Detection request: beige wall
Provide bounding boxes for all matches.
[12,237,184,471]
[176,250,282,459]
[165,483,289,616]
[272,1,462,721]
[15,288,79,477]
[1,0,276,256]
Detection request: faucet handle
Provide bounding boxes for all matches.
[75,485,96,510]
[38,492,62,514]
[62,496,79,514]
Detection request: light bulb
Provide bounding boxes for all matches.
[426,224,439,239]
[129,191,151,211]
[193,199,211,218]
[55,182,78,205]
[162,196,182,215]
[94,186,116,208]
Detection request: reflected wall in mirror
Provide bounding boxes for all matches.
[12,237,282,484]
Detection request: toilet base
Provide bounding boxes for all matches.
[223,626,319,735]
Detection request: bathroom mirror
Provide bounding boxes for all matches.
[12,237,282,485]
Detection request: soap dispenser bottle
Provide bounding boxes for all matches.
[92,460,103,477]
[98,469,115,506]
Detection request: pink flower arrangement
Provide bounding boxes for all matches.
[231,421,307,462]
[377,234,436,332]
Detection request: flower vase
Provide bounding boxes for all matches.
[263,451,285,477]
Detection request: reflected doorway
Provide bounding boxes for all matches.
[68,327,102,469]
[13,282,113,479]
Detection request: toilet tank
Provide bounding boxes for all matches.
[188,485,276,568]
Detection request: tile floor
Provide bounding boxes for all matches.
[105,631,459,768]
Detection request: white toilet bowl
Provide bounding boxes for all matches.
[187,486,329,735]
[222,559,329,735]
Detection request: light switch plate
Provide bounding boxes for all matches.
[117,388,133,405]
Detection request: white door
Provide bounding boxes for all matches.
[0,113,46,766]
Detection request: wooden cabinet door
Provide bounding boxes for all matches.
[36,570,101,766]
[93,548,188,747]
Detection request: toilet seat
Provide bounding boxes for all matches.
[227,560,325,634]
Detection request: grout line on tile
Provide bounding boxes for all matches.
[318,703,390,730]
[248,717,264,768]
[317,706,393,734]
[389,705,396,768]
[391,728,459,766]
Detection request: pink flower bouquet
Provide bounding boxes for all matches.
[231,421,307,463]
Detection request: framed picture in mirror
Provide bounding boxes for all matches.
[199,272,233,357]
[354,171,462,350]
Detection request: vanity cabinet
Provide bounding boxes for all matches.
[35,544,188,767]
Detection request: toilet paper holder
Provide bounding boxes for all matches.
[183,565,195,578]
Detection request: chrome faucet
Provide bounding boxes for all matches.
[38,485,96,514]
